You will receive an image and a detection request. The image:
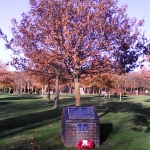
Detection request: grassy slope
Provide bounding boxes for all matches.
[0,94,150,150]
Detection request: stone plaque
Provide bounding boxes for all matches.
[68,107,95,119]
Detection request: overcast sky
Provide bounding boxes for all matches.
[0,0,150,70]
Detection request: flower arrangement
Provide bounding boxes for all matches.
[76,140,95,150]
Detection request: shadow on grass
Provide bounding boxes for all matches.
[0,108,62,138]
[96,101,150,114]
[130,114,149,126]
[81,95,133,106]
[96,101,150,132]
[108,95,132,100]
[0,94,41,101]
[0,102,12,105]
[145,99,150,102]
[0,95,82,139]
[100,123,113,145]
[59,94,75,98]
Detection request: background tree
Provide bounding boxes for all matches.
[0,61,14,93]
[80,73,113,94]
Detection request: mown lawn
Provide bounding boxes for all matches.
[0,93,150,150]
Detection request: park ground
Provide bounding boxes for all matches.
[0,94,150,150]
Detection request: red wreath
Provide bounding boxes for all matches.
[76,139,95,150]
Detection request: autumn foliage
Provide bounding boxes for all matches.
[0,0,149,106]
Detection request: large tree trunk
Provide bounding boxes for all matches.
[47,82,51,102]
[41,86,44,96]
[44,85,47,98]
[31,86,35,94]
[23,84,26,93]
[74,76,80,106]
[8,87,12,93]
[27,81,30,94]
[17,81,20,93]
[54,74,59,108]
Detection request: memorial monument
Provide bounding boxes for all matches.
[61,106,100,148]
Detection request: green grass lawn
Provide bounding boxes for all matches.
[0,93,150,150]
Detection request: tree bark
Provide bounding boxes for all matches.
[54,73,59,108]
[47,82,51,102]
[44,85,47,98]
[23,84,26,93]
[8,87,11,93]
[41,86,44,96]
[119,91,122,101]
[17,81,20,93]
[27,81,30,94]
[74,76,80,106]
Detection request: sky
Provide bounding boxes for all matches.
[0,0,30,70]
[0,0,150,70]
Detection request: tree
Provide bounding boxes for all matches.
[0,61,14,93]
[0,0,145,106]
[80,73,113,94]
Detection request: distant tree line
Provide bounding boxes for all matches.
[1,60,150,98]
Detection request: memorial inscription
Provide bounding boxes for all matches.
[68,107,95,119]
